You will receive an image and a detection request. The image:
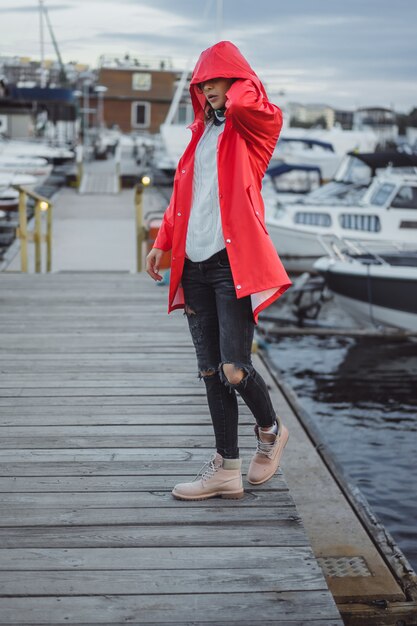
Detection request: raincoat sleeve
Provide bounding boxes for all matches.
[225,78,282,149]
[153,177,178,251]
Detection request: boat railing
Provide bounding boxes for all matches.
[12,185,52,272]
[317,234,392,266]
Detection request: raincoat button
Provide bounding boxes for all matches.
[177,212,181,216]
[219,194,223,199]
[226,238,231,244]
[236,285,242,290]
[181,169,186,174]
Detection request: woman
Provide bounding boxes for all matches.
[146,41,292,500]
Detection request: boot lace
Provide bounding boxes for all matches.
[193,455,219,483]
[255,438,276,459]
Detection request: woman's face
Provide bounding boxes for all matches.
[199,77,235,109]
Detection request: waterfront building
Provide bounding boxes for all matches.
[94,54,192,134]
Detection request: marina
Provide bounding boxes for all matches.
[1,1,417,622]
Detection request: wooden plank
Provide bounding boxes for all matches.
[0,397,214,406]
[0,592,342,623]
[0,435,257,448]
[0,490,293,508]
[0,374,203,385]
[0,475,287,492]
[0,565,326,595]
[0,461,262,476]
[0,425,256,437]
[0,387,205,397]
[0,546,312,571]
[0,621,343,626]
[0,505,299,527]
[0,412,254,426]
[0,524,309,548]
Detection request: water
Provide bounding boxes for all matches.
[267,334,417,572]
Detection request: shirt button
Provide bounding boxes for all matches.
[236,285,242,290]
[226,238,231,244]
[177,212,181,216]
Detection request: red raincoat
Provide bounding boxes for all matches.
[154,41,292,323]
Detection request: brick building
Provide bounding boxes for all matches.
[92,55,189,134]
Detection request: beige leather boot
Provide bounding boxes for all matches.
[247,421,289,485]
[172,453,244,500]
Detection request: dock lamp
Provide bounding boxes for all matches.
[39,200,50,211]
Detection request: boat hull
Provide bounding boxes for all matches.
[267,223,327,272]
[316,257,417,332]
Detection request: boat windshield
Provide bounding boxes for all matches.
[391,185,417,209]
[369,183,395,206]
[334,155,372,185]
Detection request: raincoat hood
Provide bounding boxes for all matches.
[189,40,268,122]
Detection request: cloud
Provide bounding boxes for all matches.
[0,4,73,12]
[1,0,416,110]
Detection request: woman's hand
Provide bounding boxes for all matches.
[146,247,164,281]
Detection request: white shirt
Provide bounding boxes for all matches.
[185,119,225,262]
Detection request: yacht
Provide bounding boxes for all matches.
[0,136,74,165]
[0,173,38,210]
[314,240,417,332]
[0,156,52,185]
[270,127,377,181]
[266,171,417,273]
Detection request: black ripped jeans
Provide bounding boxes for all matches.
[181,248,277,459]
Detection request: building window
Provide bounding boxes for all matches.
[132,102,150,128]
[132,72,151,91]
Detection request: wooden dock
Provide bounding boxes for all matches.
[0,272,343,625]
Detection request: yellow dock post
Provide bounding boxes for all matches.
[13,185,53,273]
[134,176,151,273]
[17,189,28,273]
[34,200,42,273]
[46,200,52,272]
[75,143,84,189]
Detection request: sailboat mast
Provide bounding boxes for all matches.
[39,0,46,87]
[216,0,223,42]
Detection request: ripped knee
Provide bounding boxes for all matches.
[198,368,217,380]
[221,363,246,386]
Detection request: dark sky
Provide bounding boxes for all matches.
[2,0,416,111]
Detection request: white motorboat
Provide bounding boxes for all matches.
[0,137,74,165]
[300,150,417,206]
[266,171,417,273]
[270,127,377,181]
[0,187,18,210]
[0,173,39,210]
[314,241,417,332]
[271,137,341,182]
[0,156,52,185]
[264,163,322,205]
